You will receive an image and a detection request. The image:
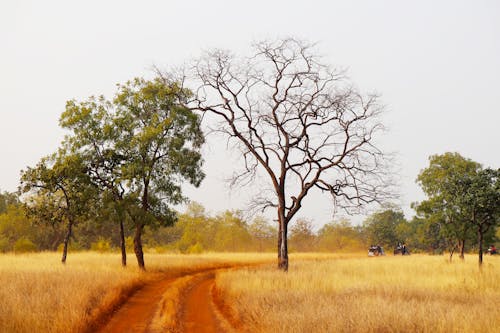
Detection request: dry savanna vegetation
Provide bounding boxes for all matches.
[3,251,499,333]
[216,254,500,333]
[0,251,274,333]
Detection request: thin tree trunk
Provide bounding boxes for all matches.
[448,244,456,263]
[61,219,74,264]
[277,220,282,261]
[278,221,288,271]
[459,239,466,260]
[478,225,483,267]
[134,224,145,270]
[119,220,127,267]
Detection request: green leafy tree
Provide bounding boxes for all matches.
[452,168,500,266]
[415,152,480,260]
[317,219,364,252]
[212,210,252,252]
[363,209,407,249]
[174,203,211,253]
[60,96,131,265]
[20,151,96,263]
[60,78,205,269]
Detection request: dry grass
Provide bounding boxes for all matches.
[0,251,274,333]
[216,254,500,333]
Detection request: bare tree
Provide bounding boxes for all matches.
[190,38,392,271]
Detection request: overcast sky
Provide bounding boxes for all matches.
[1,0,498,226]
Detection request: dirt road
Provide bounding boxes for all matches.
[182,272,221,333]
[94,268,235,333]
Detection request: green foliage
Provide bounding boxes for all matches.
[415,152,480,255]
[59,77,205,268]
[0,191,19,214]
[56,241,84,252]
[186,242,204,254]
[249,216,277,251]
[317,219,364,252]
[90,238,112,253]
[0,236,9,252]
[13,238,37,253]
[363,209,407,248]
[415,153,500,262]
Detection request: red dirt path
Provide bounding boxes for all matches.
[182,273,221,333]
[95,268,234,333]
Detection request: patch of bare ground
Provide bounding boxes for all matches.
[91,264,252,333]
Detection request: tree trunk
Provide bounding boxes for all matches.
[277,220,282,261]
[278,221,288,271]
[478,225,483,267]
[119,220,127,267]
[459,239,465,260]
[61,219,74,264]
[134,224,145,270]
[448,245,456,263]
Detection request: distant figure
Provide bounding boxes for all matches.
[394,242,410,255]
[488,245,497,255]
[368,245,385,256]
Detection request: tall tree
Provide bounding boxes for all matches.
[60,95,131,266]
[416,152,481,260]
[190,38,392,270]
[453,168,500,266]
[60,78,204,269]
[113,78,204,269]
[19,151,96,263]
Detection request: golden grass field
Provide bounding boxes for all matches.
[1,251,499,333]
[216,254,500,333]
[0,251,274,333]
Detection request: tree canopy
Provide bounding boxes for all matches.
[189,38,393,270]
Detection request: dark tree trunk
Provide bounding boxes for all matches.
[478,225,484,267]
[459,239,466,260]
[134,224,145,270]
[448,245,456,263]
[278,221,288,271]
[61,219,74,264]
[119,220,127,267]
[277,221,282,261]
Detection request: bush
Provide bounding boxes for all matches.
[187,242,204,254]
[57,241,84,252]
[0,236,10,252]
[90,238,112,253]
[13,238,37,253]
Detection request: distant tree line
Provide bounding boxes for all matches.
[2,190,497,258]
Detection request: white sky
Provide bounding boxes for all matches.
[1,0,499,227]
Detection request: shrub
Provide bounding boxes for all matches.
[0,236,10,252]
[90,238,112,253]
[57,241,84,252]
[13,238,37,253]
[187,242,204,254]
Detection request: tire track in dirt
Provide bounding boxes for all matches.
[93,266,241,333]
[181,272,221,333]
[95,276,178,333]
